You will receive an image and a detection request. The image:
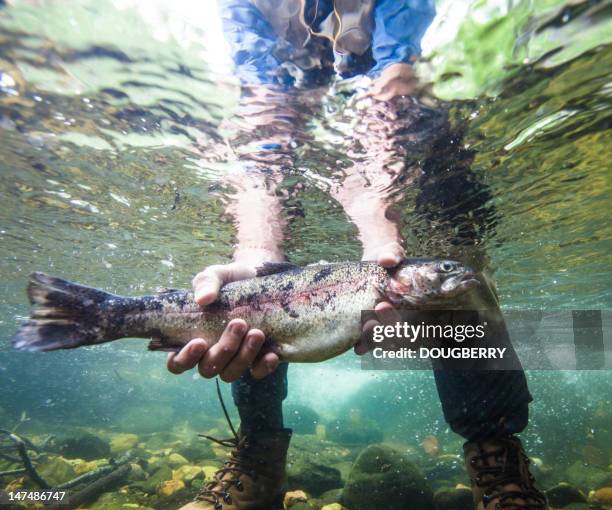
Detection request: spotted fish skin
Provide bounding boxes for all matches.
[12,259,479,362]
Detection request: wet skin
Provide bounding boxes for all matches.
[167,63,416,382]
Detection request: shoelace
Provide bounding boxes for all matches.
[470,438,547,510]
[193,380,255,510]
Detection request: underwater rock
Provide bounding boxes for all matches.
[342,444,434,510]
[158,478,186,497]
[173,438,214,462]
[134,465,173,494]
[321,504,348,510]
[290,504,313,510]
[88,491,135,510]
[589,487,612,506]
[72,458,106,475]
[433,487,473,510]
[287,455,343,495]
[54,433,111,460]
[318,488,344,505]
[284,489,309,507]
[127,462,147,482]
[167,452,189,468]
[545,483,587,507]
[422,454,466,485]
[202,464,219,480]
[566,461,612,490]
[144,455,163,473]
[110,433,139,454]
[326,414,383,446]
[285,404,320,434]
[173,464,205,485]
[558,504,591,510]
[37,456,77,486]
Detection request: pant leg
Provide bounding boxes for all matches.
[434,369,531,442]
[231,362,288,434]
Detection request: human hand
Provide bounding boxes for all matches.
[166,261,281,381]
[354,242,405,355]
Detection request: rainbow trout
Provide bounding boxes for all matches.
[12,259,479,362]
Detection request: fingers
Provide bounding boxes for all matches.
[374,301,401,323]
[355,301,402,356]
[251,352,280,379]
[219,328,265,382]
[167,338,210,374]
[198,319,247,379]
[376,241,405,268]
[192,263,257,306]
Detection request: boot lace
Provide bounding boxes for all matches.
[469,436,547,510]
[192,379,256,510]
[194,435,257,509]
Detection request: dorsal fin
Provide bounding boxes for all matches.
[256,262,300,277]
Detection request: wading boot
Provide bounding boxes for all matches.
[464,435,548,510]
[178,429,291,510]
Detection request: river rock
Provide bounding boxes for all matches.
[158,478,186,497]
[342,444,434,510]
[173,464,205,484]
[327,415,383,446]
[202,465,219,480]
[127,463,147,482]
[88,492,134,510]
[38,456,77,486]
[318,488,344,505]
[110,433,139,454]
[56,433,111,460]
[433,487,473,510]
[288,455,342,495]
[167,452,189,468]
[566,461,612,490]
[174,438,214,462]
[545,483,587,507]
[284,489,308,507]
[285,404,320,434]
[589,487,612,506]
[134,465,173,495]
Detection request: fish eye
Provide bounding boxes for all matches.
[439,261,455,273]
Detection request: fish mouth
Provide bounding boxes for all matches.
[459,272,479,286]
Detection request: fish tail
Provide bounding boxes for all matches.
[12,272,118,352]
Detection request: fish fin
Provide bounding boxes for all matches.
[255,262,300,277]
[157,288,179,294]
[12,272,114,352]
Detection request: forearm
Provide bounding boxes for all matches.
[224,84,306,265]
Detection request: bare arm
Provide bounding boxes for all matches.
[167,85,306,381]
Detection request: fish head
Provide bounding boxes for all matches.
[385,258,479,306]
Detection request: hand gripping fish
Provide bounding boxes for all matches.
[12,259,479,362]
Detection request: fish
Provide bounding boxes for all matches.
[12,258,479,362]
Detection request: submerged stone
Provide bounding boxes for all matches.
[326,415,383,446]
[285,404,320,434]
[110,433,139,454]
[38,456,77,486]
[157,478,186,497]
[566,461,612,490]
[545,483,587,507]
[433,487,473,510]
[288,455,343,495]
[342,444,434,510]
[173,464,205,484]
[55,433,111,460]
